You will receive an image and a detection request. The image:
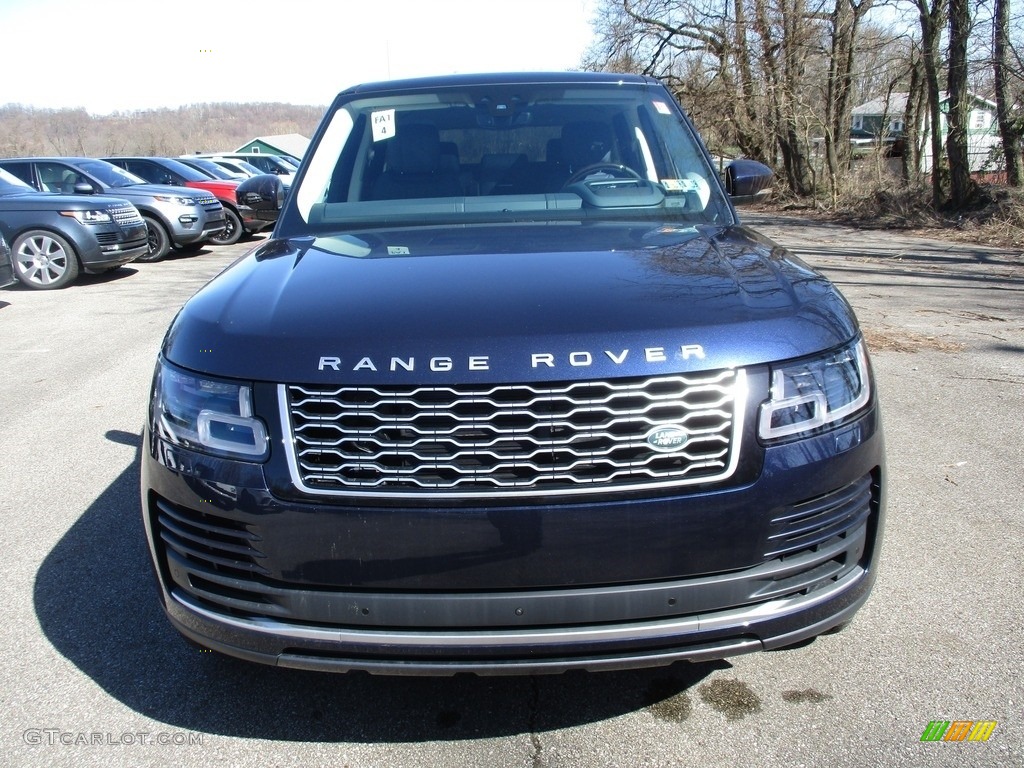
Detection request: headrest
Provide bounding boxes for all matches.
[545,138,563,163]
[387,124,442,175]
[561,122,613,170]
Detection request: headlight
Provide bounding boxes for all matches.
[758,339,871,442]
[151,360,269,461]
[153,195,196,207]
[59,209,111,224]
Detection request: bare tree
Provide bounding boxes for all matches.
[993,0,1021,185]
[0,106,42,157]
[44,109,90,156]
[900,45,928,181]
[584,0,913,199]
[946,0,975,206]
[823,0,877,203]
[0,103,324,158]
[914,0,948,206]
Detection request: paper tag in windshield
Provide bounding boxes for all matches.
[661,178,701,193]
[372,109,395,142]
[652,101,672,115]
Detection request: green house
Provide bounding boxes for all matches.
[235,133,310,161]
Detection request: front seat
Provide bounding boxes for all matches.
[545,121,615,190]
[61,171,80,194]
[371,124,463,200]
[560,122,614,173]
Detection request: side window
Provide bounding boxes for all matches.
[1,162,34,187]
[38,162,81,194]
[252,158,273,174]
[123,161,151,181]
[127,161,177,185]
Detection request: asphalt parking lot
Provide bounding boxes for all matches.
[1,217,1021,768]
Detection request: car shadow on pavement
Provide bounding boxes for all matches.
[33,430,728,743]
[76,267,141,286]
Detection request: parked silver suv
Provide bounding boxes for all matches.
[0,158,226,262]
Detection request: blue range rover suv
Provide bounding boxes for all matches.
[142,72,885,674]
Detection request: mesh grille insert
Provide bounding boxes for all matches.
[283,370,745,497]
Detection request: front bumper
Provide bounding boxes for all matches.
[200,211,227,240]
[84,239,148,271]
[168,566,872,675]
[170,209,227,245]
[141,401,884,674]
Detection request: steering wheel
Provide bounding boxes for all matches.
[562,163,643,188]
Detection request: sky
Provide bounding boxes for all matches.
[0,0,599,115]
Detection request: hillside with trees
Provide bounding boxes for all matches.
[0,102,325,158]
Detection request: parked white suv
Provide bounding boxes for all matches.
[192,153,296,188]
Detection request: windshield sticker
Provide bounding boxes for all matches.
[655,226,698,234]
[652,101,672,115]
[371,109,395,142]
[387,246,410,255]
[661,178,701,193]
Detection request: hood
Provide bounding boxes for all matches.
[100,183,206,200]
[164,221,859,384]
[185,180,239,197]
[0,191,137,210]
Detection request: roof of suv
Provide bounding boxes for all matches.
[336,71,658,95]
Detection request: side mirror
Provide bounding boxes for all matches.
[236,174,285,222]
[724,159,773,205]
[73,182,97,195]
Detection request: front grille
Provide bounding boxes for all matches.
[194,194,220,211]
[283,370,745,497]
[96,232,119,245]
[106,203,143,228]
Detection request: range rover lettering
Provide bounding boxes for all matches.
[141,72,885,675]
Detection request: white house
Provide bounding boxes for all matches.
[852,92,1000,172]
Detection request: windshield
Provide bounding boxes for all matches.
[217,159,263,176]
[155,158,212,182]
[181,157,236,180]
[0,167,35,195]
[266,156,298,172]
[294,80,730,229]
[77,159,146,187]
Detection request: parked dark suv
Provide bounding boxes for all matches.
[142,72,885,674]
[0,167,147,289]
[0,158,225,262]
